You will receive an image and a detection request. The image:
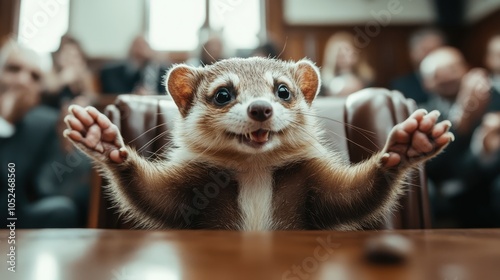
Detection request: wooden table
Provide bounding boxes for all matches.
[1,229,499,280]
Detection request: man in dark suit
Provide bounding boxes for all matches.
[100,36,168,95]
[391,28,445,105]
[486,34,500,112]
[0,40,78,228]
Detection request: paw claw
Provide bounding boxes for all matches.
[385,110,450,167]
[63,105,125,164]
[449,132,455,142]
[68,105,76,114]
[430,110,441,117]
[63,115,71,126]
[119,147,129,160]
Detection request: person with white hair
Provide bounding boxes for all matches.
[0,39,79,228]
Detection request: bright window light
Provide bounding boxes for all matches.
[148,0,206,51]
[18,0,70,53]
[209,0,261,50]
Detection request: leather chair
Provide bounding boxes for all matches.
[89,88,431,229]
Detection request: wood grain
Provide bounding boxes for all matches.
[1,229,498,280]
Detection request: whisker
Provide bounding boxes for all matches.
[284,121,326,156]
[137,130,170,154]
[127,123,167,144]
[182,131,229,167]
[295,112,376,135]
[147,141,171,161]
[291,111,380,150]
[288,118,376,154]
[202,44,217,64]
[276,37,288,59]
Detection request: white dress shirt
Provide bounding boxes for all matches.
[0,116,15,138]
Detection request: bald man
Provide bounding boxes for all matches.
[420,47,492,135]
[420,46,500,227]
[0,40,79,228]
[391,28,445,104]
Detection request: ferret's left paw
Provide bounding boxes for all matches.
[381,109,454,168]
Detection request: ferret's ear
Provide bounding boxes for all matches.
[294,59,321,104]
[165,64,203,117]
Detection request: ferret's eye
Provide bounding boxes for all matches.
[214,88,232,105]
[276,84,291,101]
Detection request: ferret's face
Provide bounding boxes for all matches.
[166,58,320,156]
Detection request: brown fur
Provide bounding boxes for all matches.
[87,57,441,230]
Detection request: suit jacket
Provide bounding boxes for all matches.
[391,72,431,105]
[426,88,500,186]
[488,87,500,112]
[100,61,168,94]
[0,106,62,222]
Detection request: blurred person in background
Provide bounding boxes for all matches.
[0,40,79,228]
[43,35,97,109]
[251,40,280,58]
[43,35,94,226]
[320,32,374,97]
[470,112,500,226]
[479,34,500,225]
[485,34,500,108]
[100,35,168,95]
[189,33,226,67]
[420,47,491,134]
[420,46,499,227]
[392,28,445,105]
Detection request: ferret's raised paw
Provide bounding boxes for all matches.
[63,105,128,164]
[381,109,454,168]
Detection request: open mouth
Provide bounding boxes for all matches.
[235,129,272,148]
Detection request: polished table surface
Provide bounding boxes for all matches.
[1,229,499,280]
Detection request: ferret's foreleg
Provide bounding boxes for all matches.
[63,105,192,228]
[309,109,454,229]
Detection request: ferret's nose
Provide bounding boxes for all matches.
[247,100,273,122]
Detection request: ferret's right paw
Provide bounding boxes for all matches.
[63,105,128,164]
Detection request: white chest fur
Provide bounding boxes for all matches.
[237,168,274,231]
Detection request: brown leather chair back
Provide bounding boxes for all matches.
[91,88,430,229]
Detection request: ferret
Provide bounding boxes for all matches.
[63,57,453,230]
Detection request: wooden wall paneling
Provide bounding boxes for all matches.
[264,0,422,86]
[462,9,500,69]
[0,0,21,43]
[53,0,500,90]
[265,0,285,44]
[278,24,422,87]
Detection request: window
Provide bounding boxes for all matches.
[209,0,261,50]
[18,0,70,53]
[148,0,263,52]
[148,0,206,51]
